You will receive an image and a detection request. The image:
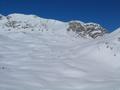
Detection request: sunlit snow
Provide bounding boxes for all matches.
[0,14,120,90]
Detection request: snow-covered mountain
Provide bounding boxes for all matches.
[0,14,120,90]
[0,14,107,39]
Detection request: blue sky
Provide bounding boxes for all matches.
[0,0,120,31]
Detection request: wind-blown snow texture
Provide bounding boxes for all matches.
[0,14,120,90]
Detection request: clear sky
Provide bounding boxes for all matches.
[0,0,120,31]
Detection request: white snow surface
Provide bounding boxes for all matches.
[0,14,120,90]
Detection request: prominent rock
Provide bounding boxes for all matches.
[67,21,108,39]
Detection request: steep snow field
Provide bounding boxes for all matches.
[0,14,120,90]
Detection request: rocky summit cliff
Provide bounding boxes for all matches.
[67,21,107,38]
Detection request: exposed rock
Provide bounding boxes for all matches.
[67,21,108,39]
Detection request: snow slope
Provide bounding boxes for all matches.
[0,14,120,90]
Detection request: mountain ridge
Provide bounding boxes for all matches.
[0,13,108,39]
[0,13,120,90]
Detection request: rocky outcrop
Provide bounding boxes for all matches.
[0,14,49,31]
[67,21,108,39]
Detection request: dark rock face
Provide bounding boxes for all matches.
[67,21,108,39]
